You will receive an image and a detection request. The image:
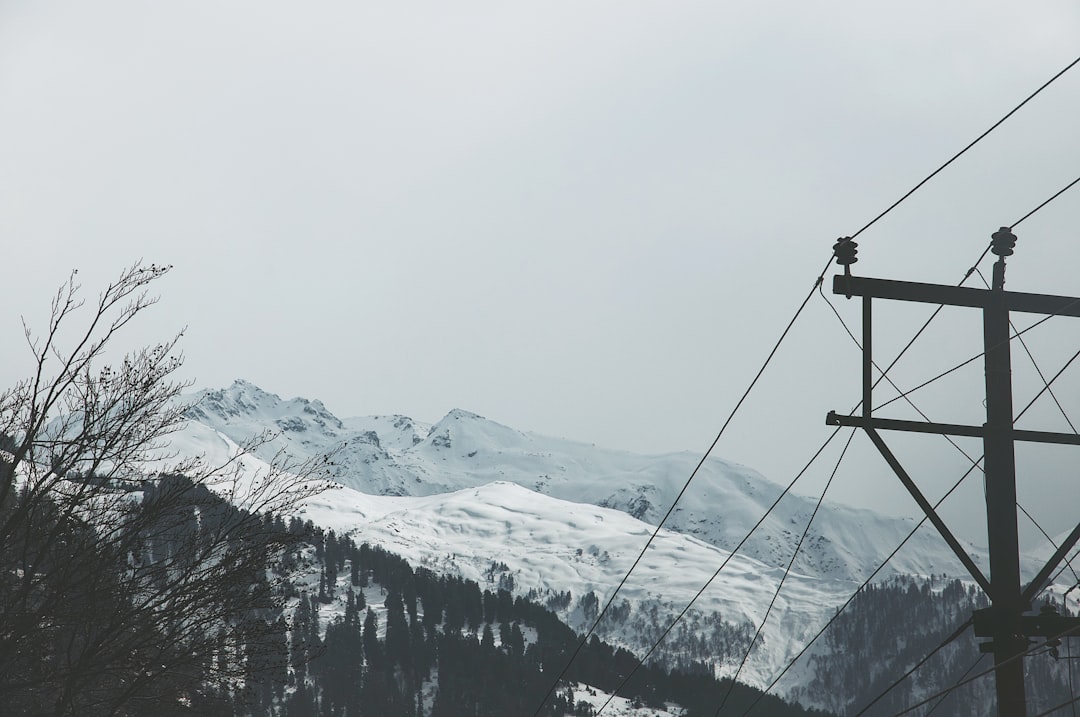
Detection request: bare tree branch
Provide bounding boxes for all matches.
[0,263,334,715]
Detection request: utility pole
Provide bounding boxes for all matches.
[982,238,1027,716]
[826,229,1080,717]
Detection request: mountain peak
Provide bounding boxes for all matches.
[443,408,486,421]
[186,380,344,433]
[422,408,527,453]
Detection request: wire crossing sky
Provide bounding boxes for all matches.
[2,1,1079,548]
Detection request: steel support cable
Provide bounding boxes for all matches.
[601,355,899,716]
[853,242,992,401]
[1012,173,1080,229]
[737,263,982,714]
[1048,562,1080,613]
[848,53,1080,240]
[592,425,845,716]
[816,56,1079,422]
[816,286,1013,717]
[528,273,825,717]
[975,267,1078,434]
[600,284,958,717]
[1019,501,1080,587]
[819,283,986,472]
[744,308,1080,714]
[821,239,992,414]
[737,457,983,717]
[1009,344,1080,592]
[864,176,1080,580]
[845,236,995,408]
[822,273,1080,579]
[890,624,1080,716]
[924,654,986,716]
[1038,536,1080,605]
[548,238,980,716]
[860,165,1080,416]
[1033,694,1080,717]
[859,303,1080,600]
[850,617,974,717]
[1070,637,1078,717]
[537,52,1080,717]
[713,429,856,716]
[873,308,1066,412]
[1050,566,1080,595]
[1013,336,1078,433]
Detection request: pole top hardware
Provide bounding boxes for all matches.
[832,237,858,268]
[833,237,858,298]
[991,227,1017,258]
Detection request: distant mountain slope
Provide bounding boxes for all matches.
[298,479,855,691]
[170,381,1080,709]
[184,380,987,585]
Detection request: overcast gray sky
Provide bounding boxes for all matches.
[2,1,1079,547]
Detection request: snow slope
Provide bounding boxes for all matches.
[184,380,988,584]
[167,380,1080,699]
[298,479,855,690]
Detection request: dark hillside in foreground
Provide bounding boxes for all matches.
[0,469,829,716]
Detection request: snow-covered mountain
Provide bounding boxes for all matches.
[184,380,986,584]
[171,380,1080,704]
[299,478,854,691]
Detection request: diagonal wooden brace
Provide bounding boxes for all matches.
[1023,520,1080,604]
[864,427,993,595]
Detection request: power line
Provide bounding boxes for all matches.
[1012,172,1080,228]
[738,251,988,712]
[714,429,855,715]
[975,267,1078,434]
[1032,693,1080,717]
[1047,563,1080,613]
[739,459,982,716]
[826,256,1080,596]
[873,308,1071,412]
[609,297,980,717]
[889,624,1080,716]
[712,55,1080,715]
[600,275,968,716]
[851,618,973,717]
[537,50,1080,717]
[565,247,988,715]
[850,53,1080,240]
[818,255,1080,711]
[1018,344,1080,425]
[819,238,992,413]
[819,281,986,472]
[529,273,825,717]
[822,92,1080,717]
[924,654,986,716]
[748,256,1080,713]
[1018,501,1080,588]
[593,426,845,715]
[851,168,1080,415]
[1069,637,1077,717]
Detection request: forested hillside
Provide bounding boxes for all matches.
[790,576,1078,715]
[250,520,833,716]
[0,465,829,717]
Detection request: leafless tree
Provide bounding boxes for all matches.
[0,263,335,716]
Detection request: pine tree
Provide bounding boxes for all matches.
[363,609,382,671]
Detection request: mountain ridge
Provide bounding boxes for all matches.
[170,379,1080,708]
[183,379,987,585]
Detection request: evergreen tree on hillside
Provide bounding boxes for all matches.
[0,264,334,715]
